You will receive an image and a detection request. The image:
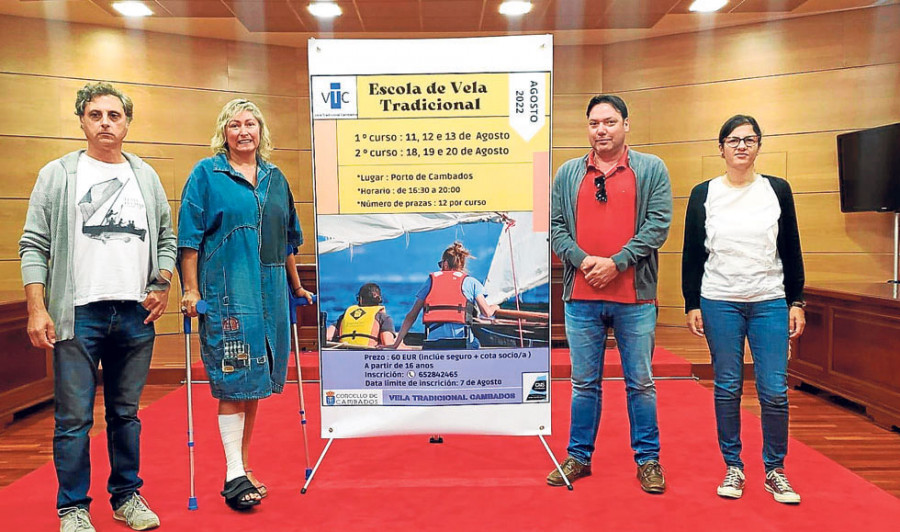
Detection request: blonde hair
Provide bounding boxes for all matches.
[441,241,473,272]
[210,99,273,161]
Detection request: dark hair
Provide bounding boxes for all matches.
[74,82,133,122]
[718,114,762,146]
[357,283,383,306]
[586,94,628,119]
[441,241,473,272]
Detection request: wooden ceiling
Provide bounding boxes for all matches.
[7,0,893,46]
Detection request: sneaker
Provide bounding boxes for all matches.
[113,493,161,530]
[59,508,95,532]
[717,466,746,499]
[765,468,801,504]
[546,456,591,486]
[637,460,666,493]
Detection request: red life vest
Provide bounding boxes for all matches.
[423,271,472,325]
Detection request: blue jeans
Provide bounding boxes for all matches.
[53,301,155,511]
[700,297,789,472]
[564,300,660,465]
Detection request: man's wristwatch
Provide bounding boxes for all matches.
[790,301,807,309]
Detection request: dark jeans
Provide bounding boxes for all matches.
[53,300,155,511]
[701,297,790,472]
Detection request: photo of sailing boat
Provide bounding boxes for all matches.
[316,211,550,350]
[78,177,147,242]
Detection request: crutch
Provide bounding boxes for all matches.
[183,299,208,510]
[289,292,317,480]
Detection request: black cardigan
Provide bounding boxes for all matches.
[681,175,805,312]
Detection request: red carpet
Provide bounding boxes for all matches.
[2,379,898,530]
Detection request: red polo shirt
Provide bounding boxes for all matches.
[572,148,639,303]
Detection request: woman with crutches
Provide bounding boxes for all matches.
[178,99,312,511]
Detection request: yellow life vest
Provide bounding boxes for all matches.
[337,305,384,346]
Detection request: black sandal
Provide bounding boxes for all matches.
[221,476,261,511]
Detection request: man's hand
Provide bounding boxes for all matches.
[581,256,619,289]
[181,289,201,318]
[686,309,704,337]
[27,308,56,349]
[142,288,169,324]
[789,306,806,339]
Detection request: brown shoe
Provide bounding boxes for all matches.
[637,460,666,493]
[547,456,591,486]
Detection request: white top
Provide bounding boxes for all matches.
[73,154,150,306]
[701,174,785,302]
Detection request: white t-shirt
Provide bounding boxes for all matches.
[73,154,150,306]
[701,175,786,302]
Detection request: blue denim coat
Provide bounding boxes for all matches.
[178,154,302,400]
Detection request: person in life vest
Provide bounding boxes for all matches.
[393,242,498,349]
[327,283,396,347]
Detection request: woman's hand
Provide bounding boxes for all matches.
[181,288,202,318]
[686,309,704,337]
[789,306,806,338]
[293,285,314,305]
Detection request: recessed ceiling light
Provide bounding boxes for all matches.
[499,1,533,16]
[111,1,154,18]
[308,2,342,18]
[689,0,729,12]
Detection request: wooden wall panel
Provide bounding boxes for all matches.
[0,261,21,293]
[795,194,895,254]
[0,201,27,261]
[603,13,845,92]
[0,16,229,91]
[842,5,900,67]
[0,75,65,138]
[603,5,900,93]
[227,41,305,97]
[553,45,603,94]
[642,63,900,145]
[0,138,84,198]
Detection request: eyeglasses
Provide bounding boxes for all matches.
[594,175,607,203]
[723,135,760,148]
[437,260,444,269]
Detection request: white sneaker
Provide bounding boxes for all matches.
[113,493,161,530]
[717,466,745,499]
[59,508,95,532]
[765,468,801,504]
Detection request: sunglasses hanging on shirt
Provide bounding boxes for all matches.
[594,174,608,203]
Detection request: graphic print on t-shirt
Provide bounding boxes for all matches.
[77,177,147,242]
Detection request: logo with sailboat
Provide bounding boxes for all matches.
[78,177,146,242]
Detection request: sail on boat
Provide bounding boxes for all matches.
[78,177,147,242]
[317,211,549,348]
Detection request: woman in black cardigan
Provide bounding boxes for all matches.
[682,115,806,504]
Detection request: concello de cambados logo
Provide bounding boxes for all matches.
[312,76,357,119]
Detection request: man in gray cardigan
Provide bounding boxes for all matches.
[547,95,672,494]
[19,82,175,532]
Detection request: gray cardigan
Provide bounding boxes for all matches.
[19,150,177,341]
[550,149,673,301]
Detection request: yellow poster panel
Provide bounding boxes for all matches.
[357,74,509,119]
[336,117,547,167]
[338,163,533,214]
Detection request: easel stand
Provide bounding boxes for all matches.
[300,431,573,493]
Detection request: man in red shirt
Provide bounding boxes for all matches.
[547,95,673,493]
